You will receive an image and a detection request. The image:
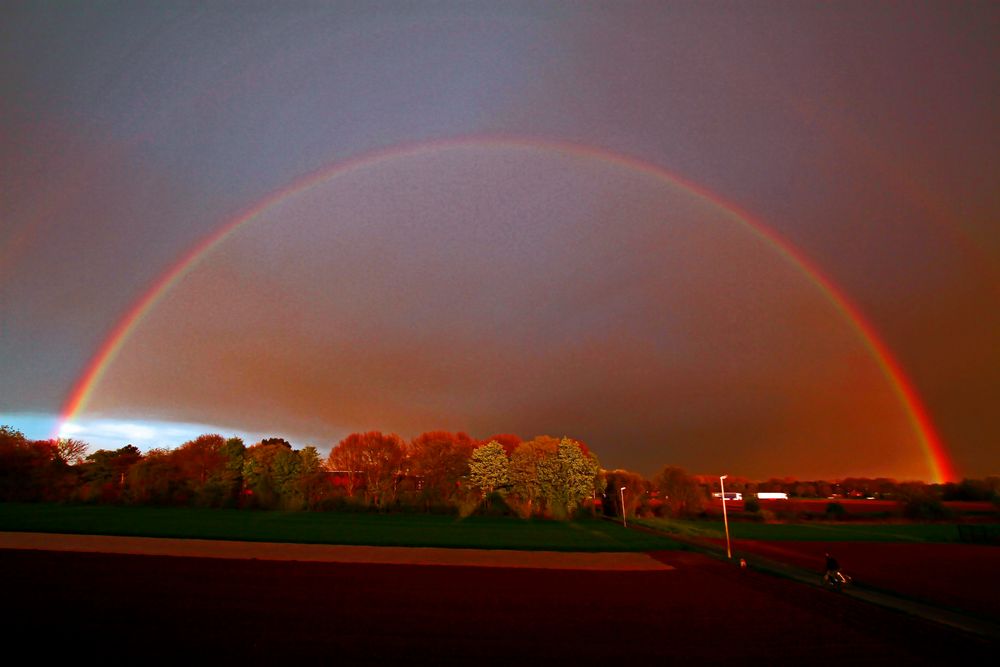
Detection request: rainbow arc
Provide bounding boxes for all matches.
[56,136,956,482]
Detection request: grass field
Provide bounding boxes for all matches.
[0,503,683,552]
[635,517,973,542]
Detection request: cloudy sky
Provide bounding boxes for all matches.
[1,2,996,481]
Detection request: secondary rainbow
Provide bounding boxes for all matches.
[55,135,957,482]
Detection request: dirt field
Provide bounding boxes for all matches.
[2,548,991,663]
[717,539,1000,619]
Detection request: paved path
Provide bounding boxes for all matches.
[0,531,672,571]
[625,521,1000,641]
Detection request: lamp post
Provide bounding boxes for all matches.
[720,475,732,559]
[620,486,627,528]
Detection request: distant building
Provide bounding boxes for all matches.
[756,492,788,500]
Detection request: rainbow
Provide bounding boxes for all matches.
[55,135,957,482]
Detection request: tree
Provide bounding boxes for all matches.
[468,441,509,495]
[0,426,71,501]
[604,469,648,519]
[128,449,183,505]
[408,431,476,504]
[55,438,89,466]
[483,433,522,457]
[238,439,323,510]
[296,445,330,508]
[242,440,289,508]
[80,445,142,502]
[327,432,405,506]
[509,436,560,512]
[653,466,705,517]
[535,438,601,518]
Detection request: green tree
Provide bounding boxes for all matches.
[242,440,291,508]
[535,438,601,518]
[468,441,509,495]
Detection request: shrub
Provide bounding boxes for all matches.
[743,497,760,513]
[825,502,846,520]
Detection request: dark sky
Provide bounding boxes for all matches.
[1,2,997,481]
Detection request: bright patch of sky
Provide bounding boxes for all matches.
[0,412,273,453]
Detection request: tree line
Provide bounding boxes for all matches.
[0,425,605,517]
[2,425,996,519]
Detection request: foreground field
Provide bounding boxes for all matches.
[2,548,989,662]
[0,503,680,551]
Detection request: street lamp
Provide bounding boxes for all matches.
[620,486,627,528]
[720,474,732,559]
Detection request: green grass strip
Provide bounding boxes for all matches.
[635,517,968,543]
[0,503,683,552]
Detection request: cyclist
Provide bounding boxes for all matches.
[823,552,843,588]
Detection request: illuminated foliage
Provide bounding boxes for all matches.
[327,431,406,507]
[243,439,319,509]
[468,440,509,495]
[509,436,559,510]
[535,438,601,518]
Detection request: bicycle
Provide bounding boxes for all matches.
[823,569,852,591]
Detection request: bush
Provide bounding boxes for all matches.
[825,502,846,520]
[743,497,760,513]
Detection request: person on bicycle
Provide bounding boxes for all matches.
[824,552,841,586]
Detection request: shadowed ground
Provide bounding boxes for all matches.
[2,548,990,663]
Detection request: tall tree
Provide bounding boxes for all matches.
[509,436,560,512]
[535,438,601,518]
[604,469,649,518]
[468,440,510,495]
[327,432,405,506]
[408,431,476,504]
